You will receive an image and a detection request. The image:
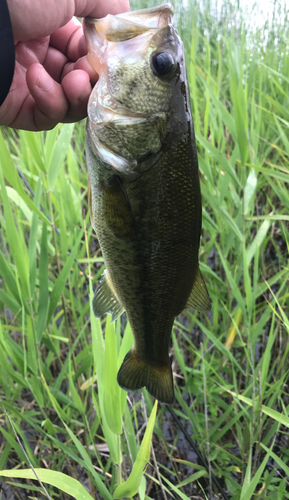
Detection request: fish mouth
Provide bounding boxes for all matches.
[84,4,174,85]
[88,98,154,124]
[84,3,174,44]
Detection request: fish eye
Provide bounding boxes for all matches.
[151,52,175,77]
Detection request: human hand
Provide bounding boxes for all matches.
[0,0,130,131]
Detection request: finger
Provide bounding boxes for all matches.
[74,0,130,18]
[61,55,98,84]
[61,69,92,122]
[0,60,30,127]
[27,63,68,129]
[50,19,85,61]
[6,66,91,130]
[9,0,130,42]
[8,1,75,41]
[43,46,68,82]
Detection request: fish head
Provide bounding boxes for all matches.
[84,4,190,177]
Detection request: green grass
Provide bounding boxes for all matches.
[0,0,289,498]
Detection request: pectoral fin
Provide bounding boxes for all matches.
[185,268,211,312]
[103,175,136,239]
[93,270,124,321]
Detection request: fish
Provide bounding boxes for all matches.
[84,3,211,405]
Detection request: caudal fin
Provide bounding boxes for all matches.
[117,350,174,404]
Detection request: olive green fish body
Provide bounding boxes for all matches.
[85,3,210,404]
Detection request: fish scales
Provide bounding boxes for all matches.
[85,3,210,404]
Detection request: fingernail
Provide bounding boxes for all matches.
[36,67,54,92]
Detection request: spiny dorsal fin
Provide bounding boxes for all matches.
[185,268,211,312]
[93,270,124,321]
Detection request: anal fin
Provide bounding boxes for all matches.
[93,270,124,321]
[185,267,211,312]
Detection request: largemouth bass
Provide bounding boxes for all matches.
[84,3,210,404]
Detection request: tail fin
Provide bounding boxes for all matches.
[117,350,174,404]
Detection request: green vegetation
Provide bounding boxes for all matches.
[0,0,288,498]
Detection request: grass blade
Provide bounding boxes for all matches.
[46,228,83,325]
[103,316,124,435]
[113,401,158,499]
[48,124,74,191]
[0,469,94,500]
[36,222,49,341]
[0,165,30,302]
